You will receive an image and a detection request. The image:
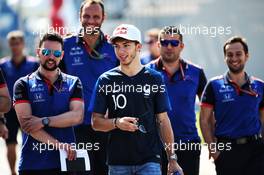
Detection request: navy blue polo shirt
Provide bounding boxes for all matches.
[148,58,207,142]
[201,72,264,139]
[89,67,171,165]
[13,70,83,171]
[61,32,118,125]
[0,56,39,100]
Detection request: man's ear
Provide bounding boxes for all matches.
[36,48,40,57]
[60,51,64,60]
[180,43,184,49]
[245,53,249,62]
[136,43,142,51]
[102,12,107,22]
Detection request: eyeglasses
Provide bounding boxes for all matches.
[160,39,180,47]
[41,48,62,58]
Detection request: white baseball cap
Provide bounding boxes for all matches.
[110,24,142,44]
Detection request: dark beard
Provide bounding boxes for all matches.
[228,64,244,74]
[41,60,58,71]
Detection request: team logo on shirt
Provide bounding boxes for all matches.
[33,92,45,103]
[69,47,84,56]
[72,56,84,66]
[219,85,234,93]
[222,93,235,102]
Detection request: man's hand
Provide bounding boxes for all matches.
[116,117,138,132]
[21,115,43,133]
[59,143,76,161]
[167,160,184,175]
[209,150,220,161]
[0,123,8,139]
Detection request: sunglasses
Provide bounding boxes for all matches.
[160,39,180,47]
[41,48,62,58]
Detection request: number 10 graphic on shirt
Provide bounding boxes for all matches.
[112,94,127,110]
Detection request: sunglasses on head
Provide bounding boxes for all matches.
[160,39,180,47]
[41,48,62,58]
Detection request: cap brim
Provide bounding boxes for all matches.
[110,35,140,44]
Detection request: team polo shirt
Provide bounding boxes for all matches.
[201,72,264,139]
[61,32,118,125]
[148,58,207,142]
[89,67,171,165]
[0,68,7,87]
[13,70,83,171]
[0,56,39,99]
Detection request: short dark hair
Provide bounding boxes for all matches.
[223,36,248,55]
[79,0,105,17]
[158,26,183,42]
[38,33,64,49]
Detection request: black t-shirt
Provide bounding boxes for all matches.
[89,67,171,165]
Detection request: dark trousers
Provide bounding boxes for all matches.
[215,139,264,175]
[161,141,201,175]
[75,124,108,175]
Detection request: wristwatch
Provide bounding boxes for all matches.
[169,154,178,161]
[42,117,50,127]
[0,117,6,125]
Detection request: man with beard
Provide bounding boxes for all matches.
[13,33,84,175]
[0,30,39,175]
[148,26,207,175]
[90,24,183,175]
[60,1,118,174]
[200,36,264,175]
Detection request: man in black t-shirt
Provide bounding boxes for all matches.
[89,24,183,175]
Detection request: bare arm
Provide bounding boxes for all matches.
[92,112,138,132]
[15,102,60,144]
[92,112,115,132]
[22,100,84,133]
[157,112,183,175]
[200,106,218,159]
[0,86,11,113]
[15,102,76,160]
[48,100,84,127]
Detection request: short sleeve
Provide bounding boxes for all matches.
[153,74,171,114]
[88,77,108,115]
[200,81,215,108]
[197,69,207,98]
[13,79,29,105]
[70,78,84,101]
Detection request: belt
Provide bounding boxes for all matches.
[217,134,262,145]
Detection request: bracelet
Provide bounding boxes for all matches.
[114,118,119,128]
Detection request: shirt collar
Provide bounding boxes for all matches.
[223,71,253,85]
[155,57,188,80]
[35,68,63,84]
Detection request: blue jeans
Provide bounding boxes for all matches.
[108,162,161,175]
